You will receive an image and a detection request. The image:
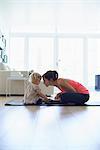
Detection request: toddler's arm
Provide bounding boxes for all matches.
[37,91,49,102]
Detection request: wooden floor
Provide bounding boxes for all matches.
[0,96,100,150]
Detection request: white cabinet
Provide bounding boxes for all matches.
[0,71,28,95]
[0,71,54,96]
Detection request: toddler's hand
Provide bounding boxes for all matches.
[44,97,49,102]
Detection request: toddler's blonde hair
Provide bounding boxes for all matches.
[29,72,41,82]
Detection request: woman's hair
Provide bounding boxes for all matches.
[42,70,58,81]
[29,72,41,82]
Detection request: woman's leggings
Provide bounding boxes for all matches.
[60,93,89,105]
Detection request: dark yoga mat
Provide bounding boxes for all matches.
[5,99,100,106]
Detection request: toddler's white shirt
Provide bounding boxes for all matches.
[24,80,41,104]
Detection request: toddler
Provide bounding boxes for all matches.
[24,72,48,104]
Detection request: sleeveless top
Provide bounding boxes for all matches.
[58,78,89,94]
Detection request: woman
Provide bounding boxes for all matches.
[42,70,90,105]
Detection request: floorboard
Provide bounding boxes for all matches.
[0,96,100,150]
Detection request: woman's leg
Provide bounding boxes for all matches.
[60,93,89,105]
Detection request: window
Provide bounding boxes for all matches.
[9,37,24,70]
[88,38,100,87]
[29,37,54,74]
[9,3,56,33]
[58,38,84,83]
[8,0,100,88]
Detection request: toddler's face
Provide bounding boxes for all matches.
[36,78,41,85]
[32,78,41,85]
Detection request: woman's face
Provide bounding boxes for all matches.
[43,78,50,87]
